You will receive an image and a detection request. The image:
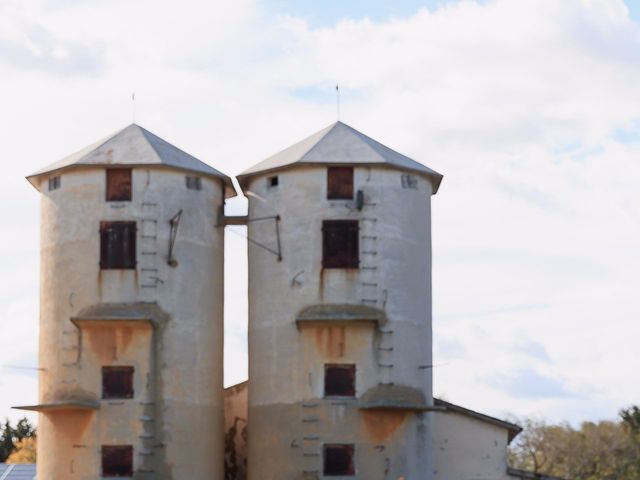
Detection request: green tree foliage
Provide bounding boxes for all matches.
[509,407,640,480]
[0,418,36,463]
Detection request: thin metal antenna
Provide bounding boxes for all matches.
[336,84,340,121]
[132,92,136,124]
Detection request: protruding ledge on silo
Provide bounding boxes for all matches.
[296,304,387,328]
[13,398,100,413]
[70,302,168,329]
[358,384,443,412]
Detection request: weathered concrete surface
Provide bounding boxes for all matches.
[224,382,248,480]
[433,408,515,480]
[245,165,436,479]
[30,166,226,479]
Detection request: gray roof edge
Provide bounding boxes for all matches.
[236,121,443,193]
[434,398,522,441]
[137,125,236,193]
[26,124,237,197]
[236,122,337,187]
[507,468,567,480]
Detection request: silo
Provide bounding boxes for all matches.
[17,124,234,479]
[237,121,443,480]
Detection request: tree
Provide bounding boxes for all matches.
[509,410,640,480]
[0,418,36,463]
[6,437,36,464]
[0,420,15,463]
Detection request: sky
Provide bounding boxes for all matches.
[1,0,639,428]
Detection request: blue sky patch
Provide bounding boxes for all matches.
[267,0,488,27]
[489,367,573,399]
[625,0,640,22]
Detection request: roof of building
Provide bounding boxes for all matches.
[0,464,36,480]
[434,398,522,443]
[222,382,522,443]
[26,124,236,197]
[236,121,443,193]
[507,467,566,480]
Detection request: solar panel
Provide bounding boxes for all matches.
[0,464,36,480]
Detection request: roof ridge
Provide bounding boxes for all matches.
[336,122,389,164]
[298,121,341,163]
[137,125,174,165]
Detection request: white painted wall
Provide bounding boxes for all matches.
[245,165,435,479]
[433,410,512,480]
[35,166,226,480]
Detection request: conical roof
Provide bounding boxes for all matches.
[27,124,236,197]
[237,121,442,193]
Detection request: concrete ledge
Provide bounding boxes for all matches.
[13,398,100,412]
[296,304,386,327]
[71,316,153,329]
[69,302,164,329]
[358,384,440,412]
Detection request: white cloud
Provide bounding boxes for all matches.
[1,0,639,425]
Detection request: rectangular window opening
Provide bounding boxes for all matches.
[102,445,133,477]
[267,176,279,188]
[102,366,134,399]
[48,176,61,191]
[106,168,132,201]
[324,364,356,397]
[186,175,202,190]
[322,220,359,269]
[323,444,355,476]
[401,174,418,189]
[100,221,137,270]
[327,167,353,199]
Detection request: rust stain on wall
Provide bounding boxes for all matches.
[361,410,407,442]
[118,326,133,352]
[86,327,117,363]
[49,411,94,443]
[313,327,346,358]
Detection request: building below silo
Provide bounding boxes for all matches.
[223,381,544,480]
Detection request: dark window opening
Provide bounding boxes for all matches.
[322,220,359,269]
[102,445,133,477]
[323,444,355,476]
[100,221,136,269]
[102,366,134,399]
[48,176,61,191]
[106,169,132,201]
[186,175,202,190]
[401,174,418,189]
[324,364,356,397]
[267,176,279,187]
[327,167,354,200]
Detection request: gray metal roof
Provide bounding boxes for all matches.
[0,464,36,480]
[27,124,236,197]
[434,398,522,443]
[237,121,443,193]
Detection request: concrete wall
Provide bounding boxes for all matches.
[433,410,511,480]
[245,165,435,480]
[224,382,248,480]
[34,166,226,480]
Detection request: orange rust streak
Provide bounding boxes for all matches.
[120,326,133,352]
[361,410,407,442]
[86,327,117,364]
[47,411,94,443]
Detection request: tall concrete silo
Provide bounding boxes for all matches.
[237,121,443,480]
[17,124,234,480]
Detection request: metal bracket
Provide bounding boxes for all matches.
[167,210,182,267]
[226,214,283,261]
